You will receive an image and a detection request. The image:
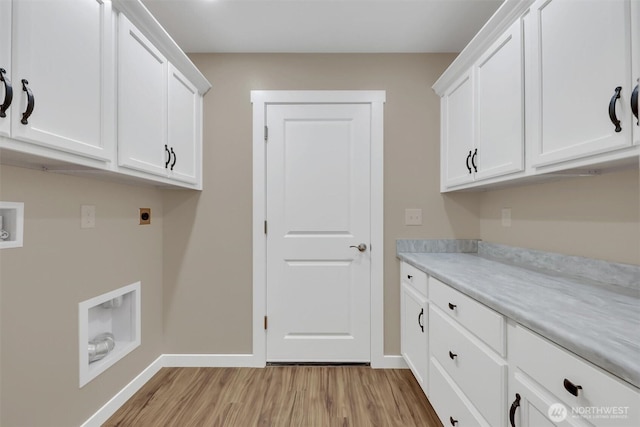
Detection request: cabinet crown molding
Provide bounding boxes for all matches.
[432,0,534,96]
[113,0,211,95]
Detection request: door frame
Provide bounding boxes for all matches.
[251,90,386,367]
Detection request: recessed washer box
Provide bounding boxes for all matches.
[0,201,24,249]
[78,282,141,387]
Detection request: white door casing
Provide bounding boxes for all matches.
[252,90,386,367]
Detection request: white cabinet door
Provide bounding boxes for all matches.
[632,0,639,146]
[117,14,168,177]
[527,0,634,167]
[475,18,524,181]
[441,72,474,188]
[0,0,11,138]
[401,281,428,393]
[10,0,112,161]
[167,64,200,185]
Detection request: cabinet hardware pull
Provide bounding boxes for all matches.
[631,84,638,125]
[165,145,171,168]
[0,68,13,118]
[407,274,413,279]
[449,416,458,426]
[448,303,456,310]
[509,393,521,427]
[608,86,622,132]
[471,148,478,172]
[170,147,176,170]
[465,150,472,173]
[563,378,582,396]
[449,350,457,360]
[418,308,424,332]
[20,79,34,125]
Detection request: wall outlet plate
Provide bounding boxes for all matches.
[139,208,151,225]
[405,208,423,226]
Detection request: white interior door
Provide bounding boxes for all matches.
[266,103,371,362]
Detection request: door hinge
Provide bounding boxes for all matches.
[264,125,268,142]
[264,220,267,234]
[264,315,268,330]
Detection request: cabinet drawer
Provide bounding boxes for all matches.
[429,357,491,427]
[430,276,505,355]
[400,262,427,296]
[510,324,640,426]
[430,306,507,427]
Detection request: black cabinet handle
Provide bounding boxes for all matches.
[563,378,582,396]
[418,308,424,332]
[170,147,176,170]
[465,150,472,173]
[509,393,521,427]
[631,84,638,125]
[0,68,13,118]
[448,303,457,310]
[608,86,622,132]
[165,145,171,168]
[471,148,478,172]
[449,416,458,426]
[449,350,457,360]
[407,274,413,280]
[20,79,34,125]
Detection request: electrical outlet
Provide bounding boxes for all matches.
[405,208,422,226]
[81,205,96,229]
[501,208,512,227]
[139,208,151,225]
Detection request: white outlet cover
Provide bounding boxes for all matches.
[501,208,512,227]
[405,208,423,226]
[81,205,96,229]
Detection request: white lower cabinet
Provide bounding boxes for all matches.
[400,262,428,394]
[508,323,640,427]
[400,261,640,427]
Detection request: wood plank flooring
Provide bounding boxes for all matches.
[105,366,443,427]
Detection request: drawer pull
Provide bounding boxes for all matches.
[20,79,34,125]
[448,302,457,310]
[509,393,521,427]
[407,275,413,280]
[418,308,424,332]
[563,378,583,396]
[465,150,472,173]
[449,416,458,426]
[0,68,12,118]
[608,86,622,132]
[448,351,457,360]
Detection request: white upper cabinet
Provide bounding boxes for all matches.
[117,14,169,178]
[441,72,475,188]
[526,0,635,168]
[9,0,113,161]
[167,64,201,185]
[0,1,11,138]
[441,17,524,191]
[633,0,640,147]
[474,18,524,181]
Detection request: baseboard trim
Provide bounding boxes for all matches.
[375,355,408,369]
[80,355,164,427]
[163,353,264,368]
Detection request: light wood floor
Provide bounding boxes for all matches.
[105,366,443,427]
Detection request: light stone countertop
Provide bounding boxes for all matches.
[397,251,640,389]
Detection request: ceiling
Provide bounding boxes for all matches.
[141,0,504,53]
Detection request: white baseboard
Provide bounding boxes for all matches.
[163,353,264,368]
[81,355,163,427]
[82,353,406,425]
[374,355,408,369]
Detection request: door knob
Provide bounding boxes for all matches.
[349,243,367,252]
